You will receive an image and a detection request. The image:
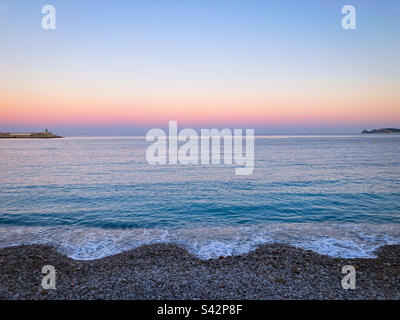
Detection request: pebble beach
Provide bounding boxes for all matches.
[1,243,399,300]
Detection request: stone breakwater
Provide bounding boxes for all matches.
[0,132,63,138]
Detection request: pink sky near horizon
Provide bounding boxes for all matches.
[1,82,399,129]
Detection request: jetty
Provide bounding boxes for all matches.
[0,131,63,139]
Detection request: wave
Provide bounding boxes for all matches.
[0,223,399,260]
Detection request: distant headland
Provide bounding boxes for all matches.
[0,130,63,139]
[362,128,400,134]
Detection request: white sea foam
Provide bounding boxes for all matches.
[0,223,399,260]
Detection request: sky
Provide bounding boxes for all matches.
[0,0,399,134]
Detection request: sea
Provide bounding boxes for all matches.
[0,134,399,260]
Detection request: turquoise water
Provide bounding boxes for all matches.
[0,135,399,259]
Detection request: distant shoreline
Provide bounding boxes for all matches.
[2,132,400,138]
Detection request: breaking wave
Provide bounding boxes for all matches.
[0,223,399,260]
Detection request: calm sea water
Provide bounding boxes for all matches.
[0,135,399,259]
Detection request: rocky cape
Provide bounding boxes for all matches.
[362,128,400,134]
